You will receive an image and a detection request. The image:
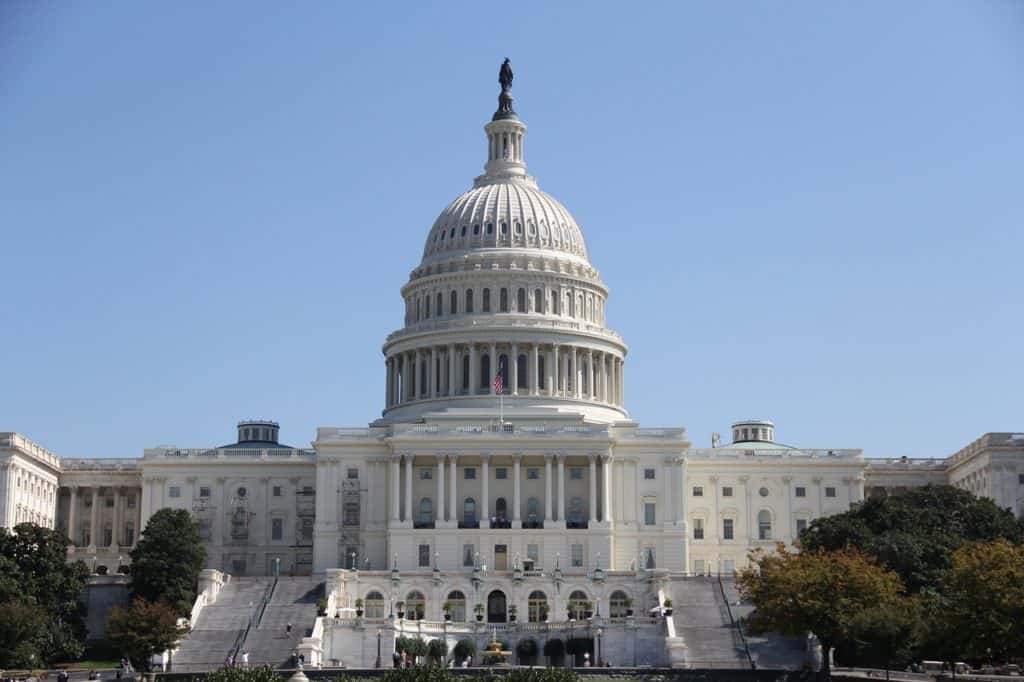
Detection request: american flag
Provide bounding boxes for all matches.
[493,366,504,395]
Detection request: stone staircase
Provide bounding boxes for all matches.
[719,577,810,670]
[240,577,323,669]
[669,576,750,668]
[172,577,272,672]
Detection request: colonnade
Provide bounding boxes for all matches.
[388,453,613,529]
[1,464,57,529]
[385,343,624,409]
[62,485,141,549]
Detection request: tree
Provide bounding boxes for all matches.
[106,598,188,670]
[427,638,448,665]
[845,597,921,677]
[543,638,565,666]
[738,544,905,679]
[0,523,89,665]
[802,485,1023,593]
[0,600,48,668]
[452,638,475,665]
[937,539,1024,663]
[130,508,207,615]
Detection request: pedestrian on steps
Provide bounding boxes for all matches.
[286,622,293,636]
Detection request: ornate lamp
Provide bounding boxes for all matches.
[432,552,442,586]
[552,552,564,593]
[590,553,606,584]
[390,553,401,589]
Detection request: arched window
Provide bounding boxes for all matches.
[462,355,470,392]
[416,298,421,321]
[405,590,426,620]
[758,510,772,540]
[482,288,491,312]
[446,590,467,622]
[420,362,427,397]
[480,355,491,391]
[517,288,526,312]
[465,289,474,313]
[463,498,477,526]
[461,225,467,237]
[609,590,631,620]
[566,293,573,317]
[551,292,560,315]
[568,590,590,620]
[517,354,527,388]
[495,497,507,522]
[436,292,443,316]
[528,590,549,623]
[365,590,385,619]
[424,296,430,319]
[419,498,433,526]
[534,289,543,313]
[450,290,458,315]
[500,288,509,312]
[538,356,546,390]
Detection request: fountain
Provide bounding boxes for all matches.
[483,627,512,666]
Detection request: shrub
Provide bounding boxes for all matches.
[202,666,283,682]
[543,638,564,660]
[453,638,476,664]
[427,638,448,664]
[516,639,538,656]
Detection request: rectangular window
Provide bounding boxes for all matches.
[272,518,283,540]
[463,544,475,567]
[571,543,583,567]
[348,468,359,479]
[796,518,808,534]
[420,468,433,480]
[103,527,113,546]
[527,468,539,479]
[127,495,136,508]
[125,524,135,546]
[644,502,656,526]
[693,518,704,540]
[495,467,508,480]
[464,467,476,480]
[526,544,539,563]
[199,486,211,498]
[105,497,114,508]
[722,486,733,497]
[692,486,703,497]
[795,486,806,497]
[825,487,836,498]
[723,518,734,540]
[644,468,656,480]
[693,559,705,575]
[482,289,491,312]
[273,486,282,497]
[418,544,431,567]
[1018,473,1024,485]
[303,486,314,495]
[723,559,735,574]
[231,558,247,573]
[169,486,181,498]
[570,467,583,480]
[197,519,211,540]
[343,502,360,526]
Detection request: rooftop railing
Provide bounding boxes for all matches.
[0,432,62,468]
[143,447,315,460]
[62,458,140,471]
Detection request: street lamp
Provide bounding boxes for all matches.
[274,557,281,578]
[596,627,603,667]
[375,628,382,668]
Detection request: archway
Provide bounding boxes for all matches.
[487,590,507,623]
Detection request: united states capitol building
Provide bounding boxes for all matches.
[2,64,1022,669]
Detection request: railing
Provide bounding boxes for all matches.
[328,616,661,635]
[392,423,608,438]
[0,432,62,468]
[384,315,626,345]
[144,447,315,460]
[717,574,753,670]
[233,577,277,660]
[688,447,862,459]
[62,458,140,471]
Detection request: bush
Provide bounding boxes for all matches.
[453,638,476,664]
[564,638,591,656]
[543,638,564,661]
[516,639,538,656]
[382,668,456,682]
[427,638,448,664]
[505,669,579,682]
[201,666,284,682]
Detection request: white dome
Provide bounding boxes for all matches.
[422,181,590,265]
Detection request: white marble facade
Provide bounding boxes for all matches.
[2,73,1023,584]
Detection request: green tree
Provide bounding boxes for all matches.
[738,544,905,679]
[802,485,1023,593]
[129,508,207,615]
[844,597,921,677]
[0,523,89,664]
[427,638,448,665]
[452,638,475,665]
[936,539,1024,663]
[106,598,188,670]
[0,600,48,668]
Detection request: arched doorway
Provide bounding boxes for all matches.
[487,590,507,623]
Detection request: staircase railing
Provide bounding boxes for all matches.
[231,577,278,661]
[717,574,754,669]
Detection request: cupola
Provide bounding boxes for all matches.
[732,419,775,444]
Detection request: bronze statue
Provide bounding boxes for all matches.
[499,58,513,92]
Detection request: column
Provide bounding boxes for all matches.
[469,345,478,395]
[783,476,793,541]
[531,344,540,396]
[402,353,411,401]
[557,456,566,523]
[677,458,687,524]
[430,346,438,397]
[562,348,570,397]
[481,455,490,527]
[544,455,553,522]
[588,457,597,523]
[512,455,522,526]
[67,486,79,546]
[436,456,445,524]
[385,358,392,407]
[404,455,413,523]
[573,347,581,398]
[663,458,674,524]
[608,356,616,406]
[588,349,595,399]
[448,344,456,397]
[88,487,100,550]
[602,456,613,524]
[414,351,422,399]
[601,354,608,402]
[510,343,519,395]
[489,342,498,395]
[618,359,624,405]
[390,457,400,522]
[448,455,458,522]
[548,346,557,396]
[113,487,123,547]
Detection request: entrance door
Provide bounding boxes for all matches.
[487,590,507,623]
[494,544,508,571]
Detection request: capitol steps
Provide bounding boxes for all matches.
[719,577,810,670]
[172,577,272,672]
[240,577,323,669]
[668,576,749,668]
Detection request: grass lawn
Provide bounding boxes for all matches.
[53,661,121,670]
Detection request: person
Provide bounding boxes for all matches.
[241,651,249,669]
[392,651,400,669]
[225,654,233,669]
[461,658,469,668]
[286,622,293,636]
[583,652,591,667]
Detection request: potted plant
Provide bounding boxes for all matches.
[355,598,364,617]
[540,604,549,622]
[316,596,328,616]
[396,600,406,619]
[443,600,453,621]
[663,598,673,617]
[623,596,633,617]
[567,604,575,621]
[474,603,485,622]
[508,604,518,622]
[583,600,594,619]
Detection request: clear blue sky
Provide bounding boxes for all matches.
[2,2,1022,458]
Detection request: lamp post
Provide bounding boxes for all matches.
[274,557,280,578]
[596,626,603,667]
[375,628,382,668]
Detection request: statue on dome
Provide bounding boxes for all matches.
[499,58,514,92]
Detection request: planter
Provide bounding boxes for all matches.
[664,608,673,617]
[625,609,633,617]
[476,615,484,622]
[397,611,405,620]
[583,611,593,619]
[356,609,364,617]
[509,615,517,622]
[444,614,452,621]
